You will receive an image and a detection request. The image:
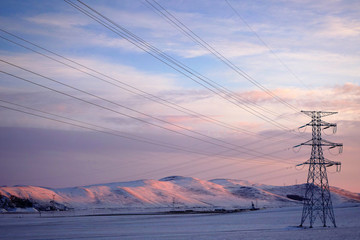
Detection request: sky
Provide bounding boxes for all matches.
[0,0,359,192]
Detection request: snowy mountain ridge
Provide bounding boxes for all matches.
[1,176,359,212]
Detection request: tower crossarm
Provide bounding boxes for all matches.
[324,159,341,167]
[301,110,338,118]
[319,120,337,128]
[320,139,343,148]
[294,139,342,148]
[299,120,336,127]
[298,120,336,130]
[318,111,339,118]
[293,139,312,147]
[297,158,341,167]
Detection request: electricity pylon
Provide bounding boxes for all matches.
[294,111,342,228]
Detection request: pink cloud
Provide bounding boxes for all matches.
[333,82,360,95]
[161,115,206,124]
[235,83,359,116]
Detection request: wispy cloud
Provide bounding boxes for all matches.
[26,13,90,28]
[315,16,360,38]
[0,0,359,191]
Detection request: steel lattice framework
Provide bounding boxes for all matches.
[295,111,342,228]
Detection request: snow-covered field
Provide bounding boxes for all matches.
[1,176,359,239]
[1,206,359,239]
[0,176,360,240]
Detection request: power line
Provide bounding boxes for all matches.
[145,0,299,112]
[0,99,204,155]
[0,68,245,155]
[117,137,304,181]
[224,0,310,90]
[0,71,301,184]
[0,29,259,137]
[143,0,280,119]
[0,67,293,161]
[65,0,299,133]
[0,59,246,150]
[0,33,304,165]
[0,33,310,171]
[0,94,307,185]
[1,99,277,160]
[0,34,306,174]
[0,1,333,187]
[0,29,307,153]
[255,168,305,183]
[137,131,306,180]
[2,1,306,182]
[0,103,208,156]
[0,98,300,177]
[241,166,293,181]
[187,145,300,178]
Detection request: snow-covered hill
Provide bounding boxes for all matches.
[1,176,359,212]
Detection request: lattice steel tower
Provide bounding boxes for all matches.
[295,111,342,228]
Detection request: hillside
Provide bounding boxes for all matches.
[1,176,359,212]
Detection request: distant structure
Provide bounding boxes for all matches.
[294,111,342,228]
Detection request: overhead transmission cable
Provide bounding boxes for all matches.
[65,0,298,133]
[187,143,304,177]
[0,37,304,169]
[143,0,281,119]
[224,0,328,113]
[241,166,293,181]
[0,100,213,156]
[224,0,310,90]
[144,0,299,113]
[143,0,279,119]
[0,32,300,160]
[0,29,257,137]
[76,0,304,142]
[0,1,306,178]
[112,132,303,181]
[3,1,310,183]
[0,99,298,166]
[0,68,300,180]
[0,66,254,158]
[119,130,306,180]
[0,66,292,161]
[0,30,302,149]
[256,169,305,184]
[65,0,288,131]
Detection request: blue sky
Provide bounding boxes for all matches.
[0,0,359,192]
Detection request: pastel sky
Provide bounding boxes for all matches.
[0,0,359,192]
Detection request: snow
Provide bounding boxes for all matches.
[1,206,359,239]
[6,208,38,213]
[1,176,359,239]
[1,176,358,211]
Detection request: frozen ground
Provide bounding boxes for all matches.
[1,206,359,240]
